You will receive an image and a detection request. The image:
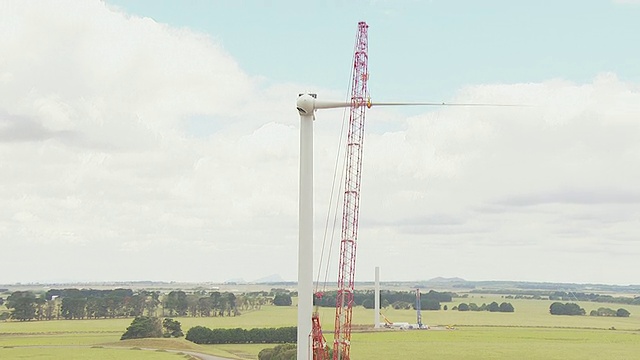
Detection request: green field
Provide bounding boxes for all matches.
[1,295,639,359]
[0,347,187,360]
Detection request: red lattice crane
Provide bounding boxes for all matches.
[311,21,369,360]
[333,21,369,360]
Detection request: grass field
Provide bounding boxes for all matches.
[1,295,639,359]
[0,347,188,359]
[349,327,640,360]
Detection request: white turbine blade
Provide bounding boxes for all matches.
[314,100,351,109]
[370,101,524,107]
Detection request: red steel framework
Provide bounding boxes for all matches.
[311,21,369,360]
[311,304,329,359]
[335,21,370,360]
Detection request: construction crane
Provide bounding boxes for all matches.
[332,20,369,360]
[310,21,369,360]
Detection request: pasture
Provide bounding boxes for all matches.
[1,295,639,359]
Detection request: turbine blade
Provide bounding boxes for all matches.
[314,100,351,109]
[370,101,525,107]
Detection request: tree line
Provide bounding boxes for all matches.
[549,302,631,317]
[2,288,274,321]
[313,289,454,311]
[474,289,640,306]
[453,301,515,312]
[590,307,631,317]
[548,292,640,306]
[186,326,297,344]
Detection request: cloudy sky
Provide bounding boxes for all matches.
[1,0,639,285]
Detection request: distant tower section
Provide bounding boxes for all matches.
[374,267,380,328]
[416,288,422,328]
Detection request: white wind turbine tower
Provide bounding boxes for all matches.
[295,93,353,360]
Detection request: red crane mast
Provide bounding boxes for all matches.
[311,21,369,360]
[333,21,369,360]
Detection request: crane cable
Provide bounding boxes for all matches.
[315,33,360,297]
[315,117,347,295]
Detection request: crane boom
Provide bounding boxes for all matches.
[309,21,369,360]
[333,21,369,360]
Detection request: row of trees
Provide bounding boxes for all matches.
[186,326,297,344]
[3,289,253,321]
[163,290,240,317]
[453,302,515,312]
[548,292,640,306]
[314,289,453,309]
[589,307,631,317]
[266,289,455,311]
[5,289,164,321]
[482,290,640,306]
[5,288,456,320]
[366,298,443,311]
[549,302,586,315]
[550,302,631,317]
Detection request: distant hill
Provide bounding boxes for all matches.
[253,274,285,283]
[427,277,466,283]
[224,278,247,284]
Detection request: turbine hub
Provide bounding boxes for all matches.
[296,93,317,115]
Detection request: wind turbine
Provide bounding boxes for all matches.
[296,93,355,360]
[295,22,519,360]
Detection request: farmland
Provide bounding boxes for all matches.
[2,290,639,359]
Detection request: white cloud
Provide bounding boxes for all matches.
[0,0,299,282]
[355,74,640,284]
[1,1,639,285]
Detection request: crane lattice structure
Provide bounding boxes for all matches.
[310,21,369,360]
[333,21,369,360]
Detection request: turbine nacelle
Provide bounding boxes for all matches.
[296,93,352,117]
